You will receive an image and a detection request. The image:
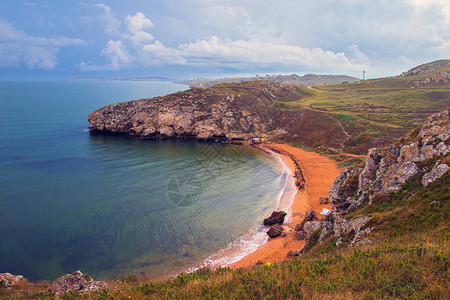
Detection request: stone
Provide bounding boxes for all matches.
[0,273,24,287]
[422,163,449,186]
[319,196,329,204]
[294,223,304,232]
[286,250,301,257]
[304,210,319,222]
[267,224,283,238]
[303,221,322,237]
[251,260,264,267]
[294,231,306,240]
[263,211,287,226]
[334,216,372,247]
[49,271,107,296]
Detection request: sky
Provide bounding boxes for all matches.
[0,0,449,80]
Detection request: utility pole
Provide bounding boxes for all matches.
[363,70,366,81]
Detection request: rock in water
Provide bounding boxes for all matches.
[267,224,283,238]
[263,211,287,226]
[49,271,107,296]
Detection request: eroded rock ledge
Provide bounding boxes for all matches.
[88,81,301,141]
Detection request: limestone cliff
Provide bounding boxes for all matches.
[88,81,297,141]
[298,109,450,250]
[88,81,349,149]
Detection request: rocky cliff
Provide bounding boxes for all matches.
[88,81,348,149]
[88,81,299,141]
[296,109,450,250]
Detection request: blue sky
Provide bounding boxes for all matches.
[1,0,449,79]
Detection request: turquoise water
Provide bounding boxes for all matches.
[0,80,285,281]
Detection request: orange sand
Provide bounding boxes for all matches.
[230,144,341,269]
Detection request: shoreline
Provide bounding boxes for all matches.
[229,143,341,269]
[187,144,298,272]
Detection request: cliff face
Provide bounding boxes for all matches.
[330,109,450,215]
[88,81,301,141]
[298,109,450,250]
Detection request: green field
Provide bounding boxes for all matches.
[281,60,450,154]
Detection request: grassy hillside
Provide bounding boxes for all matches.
[5,164,447,299]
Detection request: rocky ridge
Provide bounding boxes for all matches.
[294,109,450,251]
[400,60,450,86]
[88,81,302,141]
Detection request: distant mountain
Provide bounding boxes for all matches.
[178,73,360,88]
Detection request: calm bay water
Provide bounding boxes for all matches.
[0,80,285,281]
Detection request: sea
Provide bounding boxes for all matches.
[0,80,290,281]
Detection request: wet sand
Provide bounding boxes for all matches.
[230,144,341,269]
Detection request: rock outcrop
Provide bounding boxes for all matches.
[88,81,302,141]
[0,273,24,287]
[49,271,107,296]
[263,211,287,226]
[299,109,449,251]
[267,224,284,238]
[331,109,450,215]
[294,210,320,241]
[422,161,449,186]
[400,60,450,86]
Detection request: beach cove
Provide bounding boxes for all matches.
[231,143,341,269]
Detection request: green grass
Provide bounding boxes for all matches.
[279,64,450,154]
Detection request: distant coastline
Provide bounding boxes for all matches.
[65,76,179,82]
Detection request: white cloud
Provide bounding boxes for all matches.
[23,2,36,7]
[0,19,86,70]
[124,12,154,45]
[82,1,448,77]
[347,44,370,65]
[95,3,121,37]
[81,40,132,71]
[84,30,364,73]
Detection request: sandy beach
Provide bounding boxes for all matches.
[230,143,341,269]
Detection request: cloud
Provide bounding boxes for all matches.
[81,40,133,71]
[124,12,154,45]
[0,19,86,70]
[347,44,370,65]
[81,10,364,74]
[95,3,121,37]
[23,2,36,7]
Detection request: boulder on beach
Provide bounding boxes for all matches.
[319,196,329,204]
[263,211,287,226]
[294,210,319,232]
[267,224,283,238]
